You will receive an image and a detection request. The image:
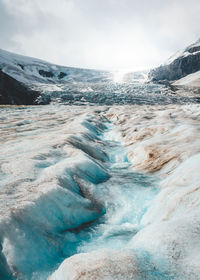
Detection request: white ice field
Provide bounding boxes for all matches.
[0,103,200,280]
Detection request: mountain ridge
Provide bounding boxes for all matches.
[149,38,200,83]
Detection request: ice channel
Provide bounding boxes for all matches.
[48,116,160,280]
[74,122,159,254]
[0,107,160,280]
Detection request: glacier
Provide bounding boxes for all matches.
[1,48,200,280]
[1,102,200,280]
[0,105,159,279]
[1,48,199,106]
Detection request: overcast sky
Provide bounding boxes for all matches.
[0,0,200,70]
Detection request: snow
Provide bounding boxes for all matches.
[165,38,200,65]
[0,104,160,279]
[106,104,200,176]
[0,48,171,106]
[104,105,200,279]
[48,249,138,280]
[0,48,111,90]
[1,47,200,279]
[173,70,200,87]
[46,104,200,280]
[0,103,199,279]
[0,105,111,278]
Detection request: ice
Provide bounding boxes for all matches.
[173,70,200,87]
[1,44,200,279]
[165,38,200,65]
[103,105,200,278]
[140,153,200,230]
[0,48,111,89]
[49,104,200,280]
[47,113,159,280]
[1,103,200,279]
[1,184,102,277]
[2,48,196,106]
[0,105,160,279]
[48,249,139,280]
[0,105,112,278]
[106,105,200,176]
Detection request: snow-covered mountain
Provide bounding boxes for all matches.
[0,48,110,85]
[1,45,199,106]
[1,47,200,280]
[149,38,200,83]
[0,69,41,105]
[0,48,164,106]
[0,49,151,105]
[0,48,113,104]
[167,38,200,64]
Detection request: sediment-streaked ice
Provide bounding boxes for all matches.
[1,104,200,280]
[0,105,110,279]
[49,249,138,280]
[50,104,200,280]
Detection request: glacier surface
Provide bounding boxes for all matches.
[1,48,200,280]
[0,102,200,280]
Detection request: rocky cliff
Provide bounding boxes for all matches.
[149,39,200,81]
[0,69,41,105]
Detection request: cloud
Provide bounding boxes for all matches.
[0,0,200,70]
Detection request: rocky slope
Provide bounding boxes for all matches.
[0,49,108,86]
[149,38,200,82]
[0,48,110,105]
[0,69,42,105]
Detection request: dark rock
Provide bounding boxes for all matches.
[149,50,200,81]
[58,72,67,79]
[0,69,42,105]
[17,64,24,70]
[155,80,178,92]
[38,69,54,78]
[186,46,200,53]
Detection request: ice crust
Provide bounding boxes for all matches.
[0,106,111,278]
[1,104,200,280]
[2,48,198,106]
[0,48,110,87]
[173,70,200,87]
[51,104,200,280]
[106,104,200,176]
[48,249,138,280]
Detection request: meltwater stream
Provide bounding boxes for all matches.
[2,100,200,280]
[47,118,161,280]
[74,123,159,254]
[0,106,161,280]
[8,99,200,280]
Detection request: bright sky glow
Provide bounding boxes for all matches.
[0,0,200,70]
